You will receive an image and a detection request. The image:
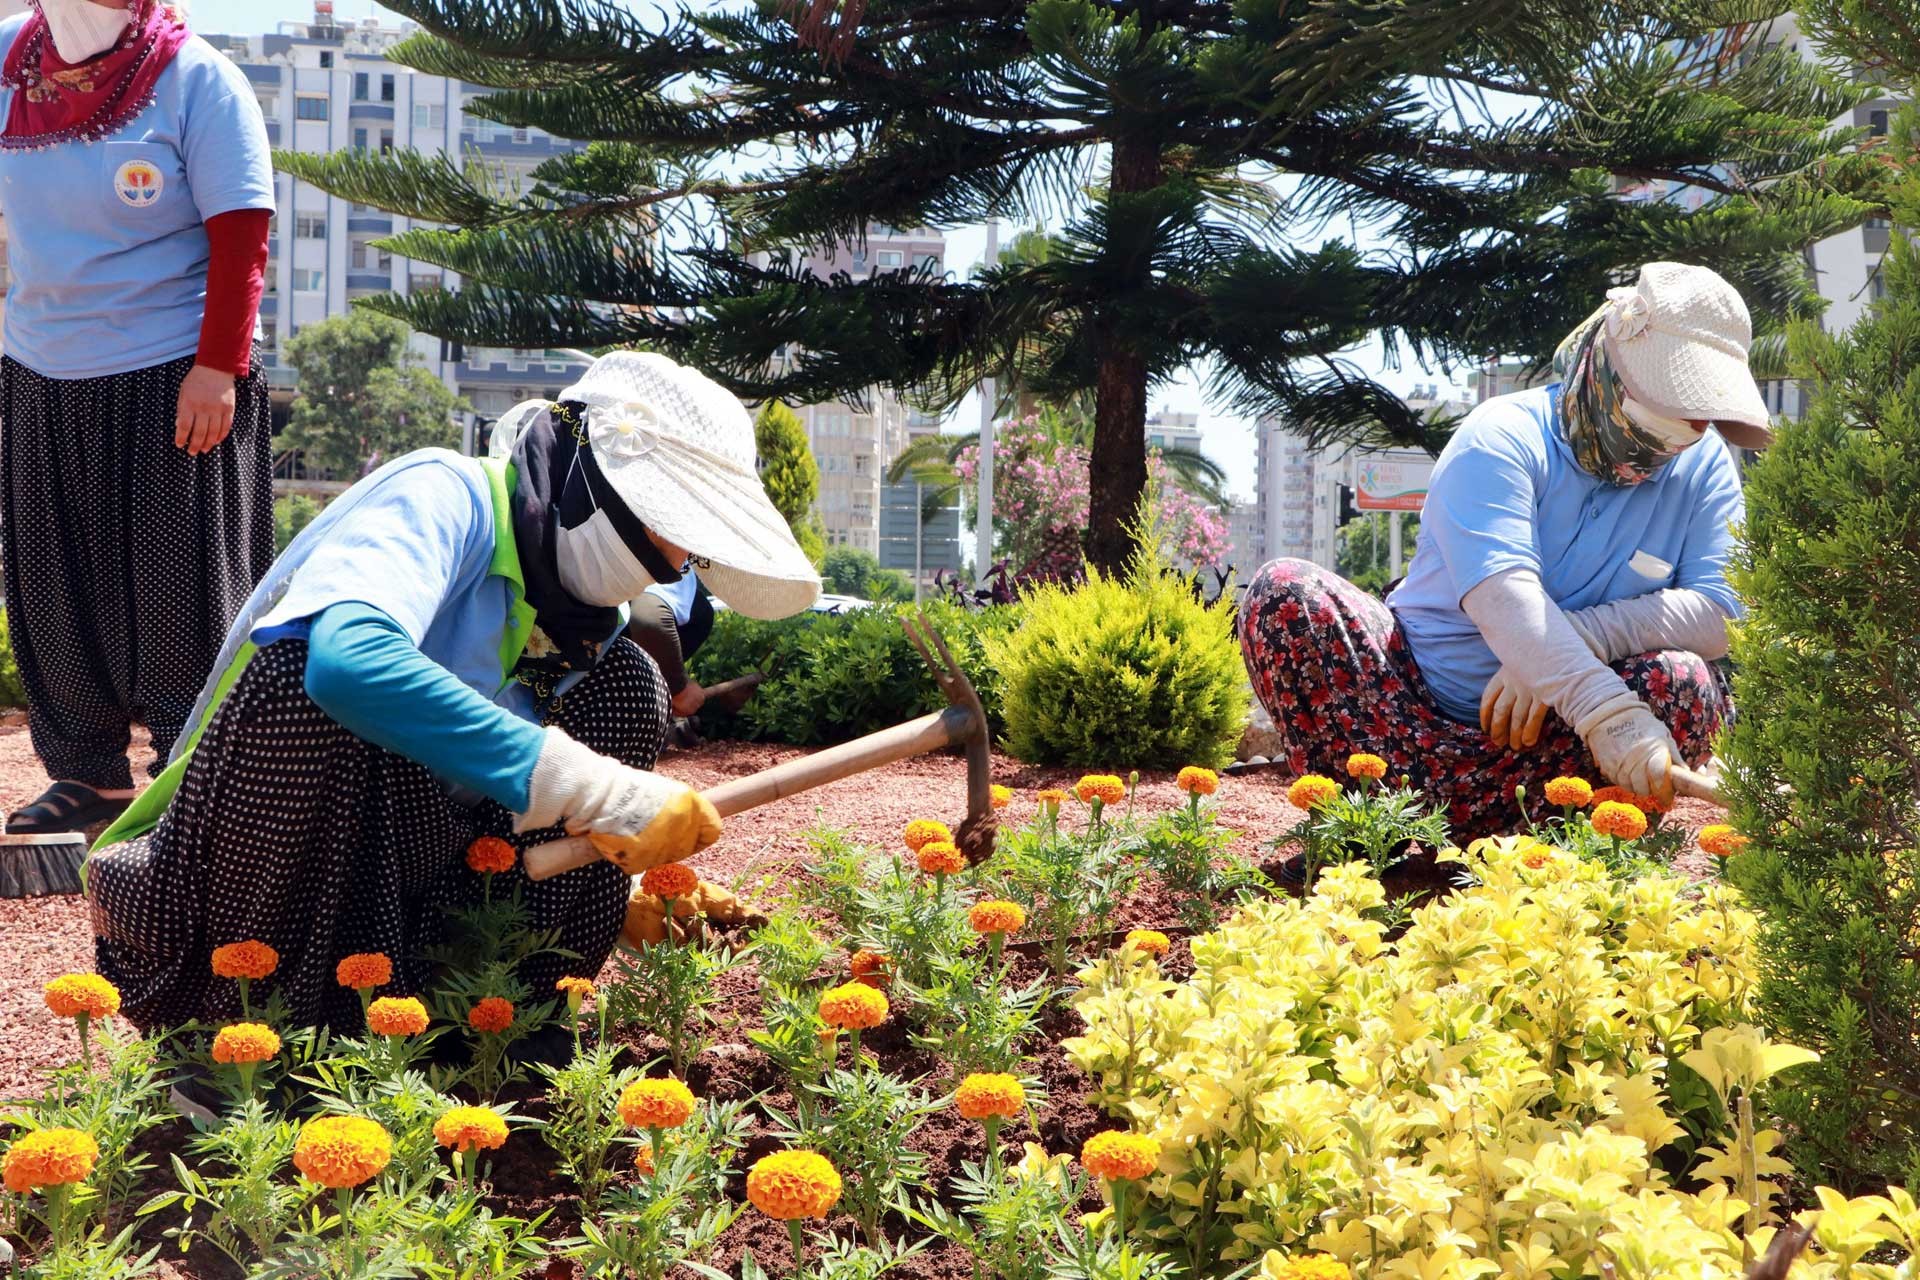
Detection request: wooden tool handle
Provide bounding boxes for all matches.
[523,704,982,881]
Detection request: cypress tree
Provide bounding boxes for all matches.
[755,399,827,568]
[281,0,1881,572]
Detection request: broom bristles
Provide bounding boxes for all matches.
[0,834,88,897]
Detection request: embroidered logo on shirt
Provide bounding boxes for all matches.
[113,159,164,208]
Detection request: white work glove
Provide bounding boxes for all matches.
[1479,666,1549,750]
[516,726,688,837]
[1580,703,1683,807]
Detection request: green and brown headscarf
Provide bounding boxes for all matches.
[1552,305,1698,487]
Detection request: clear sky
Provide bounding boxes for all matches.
[188,0,1477,501]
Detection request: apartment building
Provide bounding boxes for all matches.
[1145,408,1204,454]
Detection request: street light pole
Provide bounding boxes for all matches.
[975,219,1000,587]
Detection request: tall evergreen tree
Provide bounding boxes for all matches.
[281,0,1879,572]
[754,399,828,567]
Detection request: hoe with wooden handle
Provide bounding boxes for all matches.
[524,612,997,881]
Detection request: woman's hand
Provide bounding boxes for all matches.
[175,364,237,456]
[671,679,708,719]
[1480,667,1549,750]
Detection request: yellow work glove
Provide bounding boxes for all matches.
[587,790,723,874]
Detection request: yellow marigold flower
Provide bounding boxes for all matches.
[2,1128,99,1194]
[903,819,953,853]
[210,940,279,981]
[618,1077,697,1130]
[468,997,515,1035]
[990,784,1012,809]
[746,1150,842,1220]
[1125,930,1170,958]
[1698,824,1750,858]
[1591,800,1649,842]
[1344,753,1388,782]
[1542,776,1594,809]
[1036,789,1069,808]
[1261,1254,1353,1280]
[212,1022,282,1065]
[43,973,120,1020]
[366,996,430,1037]
[293,1116,392,1189]
[819,981,889,1031]
[465,836,517,875]
[1175,766,1219,796]
[916,840,967,875]
[1081,1130,1159,1182]
[849,949,892,987]
[969,900,1026,935]
[1074,775,1125,805]
[335,953,392,991]
[555,976,596,1005]
[954,1073,1025,1120]
[641,862,699,899]
[433,1106,509,1153]
[1286,775,1340,810]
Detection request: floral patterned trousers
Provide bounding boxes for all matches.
[1238,559,1729,839]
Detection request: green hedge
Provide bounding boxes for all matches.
[689,601,1021,746]
[0,609,23,708]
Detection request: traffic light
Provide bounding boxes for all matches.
[1337,483,1360,526]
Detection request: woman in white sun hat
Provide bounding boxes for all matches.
[1241,262,1768,836]
[84,351,820,1046]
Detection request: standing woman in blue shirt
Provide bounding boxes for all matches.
[0,0,274,833]
[1240,263,1770,837]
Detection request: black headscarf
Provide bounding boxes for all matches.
[506,401,683,707]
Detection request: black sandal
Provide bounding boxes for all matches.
[7,781,132,835]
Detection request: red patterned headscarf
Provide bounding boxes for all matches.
[1,0,192,150]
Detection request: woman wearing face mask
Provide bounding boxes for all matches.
[1240,262,1768,836]
[84,353,820,1057]
[0,0,273,833]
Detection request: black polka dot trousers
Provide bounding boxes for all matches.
[88,635,668,1033]
[0,353,273,790]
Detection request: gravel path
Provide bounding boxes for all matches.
[0,726,1723,1101]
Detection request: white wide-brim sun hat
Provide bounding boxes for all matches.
[1598,261,1774,450]
[559,351,821,620]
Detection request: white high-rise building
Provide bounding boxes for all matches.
[1145,407,1204,454]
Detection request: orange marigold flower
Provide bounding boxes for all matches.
[849,949,892,987]
[1345,753,1388,782]
[293,1116,391,1189]
[2,1128,98,1194]
[1591,800,1649,842]
[904,819,953,853]
[210,940,279,981]
[1590,786,1667,815]
[1287,775,1341,810]
[746,1150,842,1220]
[819,981,889,1031]
[468,997,515,1035]
[43,973,121,1020]
[1542,777,1594,809]
[1521,848,1555,871]
[1175,767,1219,796]
[618,1077,697,1130]
[1036,789,1069,808]
[641,862,700,899]
[1075,775,1126,805]
[1081,1130,1159,1182]
[1267,1256,1353,1280]
[634,1140,655,1175]
[335,953,392,991]
[916,841,967,876]
[969,900,1026,935]
[465,836,517,875]
[366,996,430,1037]
[1698,824,1751,858]
[1125,930,1171,958]
[990,784,1012,809]
[954,1073,1025,1120]
[212,1022,282,1065]
[555,976,596,1005]
[433,1106,509,1153]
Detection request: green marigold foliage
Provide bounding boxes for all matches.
[1723,232,1920,1190]
[987,513,1246,770]
[1067,839,1819,1275]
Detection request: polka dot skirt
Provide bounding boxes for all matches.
[0,352,273,788]
[88,634,669,1032]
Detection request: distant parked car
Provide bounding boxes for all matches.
[810,593,876,615]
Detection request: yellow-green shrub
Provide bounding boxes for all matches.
[1067,838,1916,1279]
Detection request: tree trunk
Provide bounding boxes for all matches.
[1083,134,1161,578]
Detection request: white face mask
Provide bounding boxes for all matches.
[556,508,657,607]
[39,0,133,63]
[1623,397,1707,452]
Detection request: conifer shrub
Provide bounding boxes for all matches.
[987,508,1247,770]
[0,608,24,707]
[1723,234,1920,1190]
